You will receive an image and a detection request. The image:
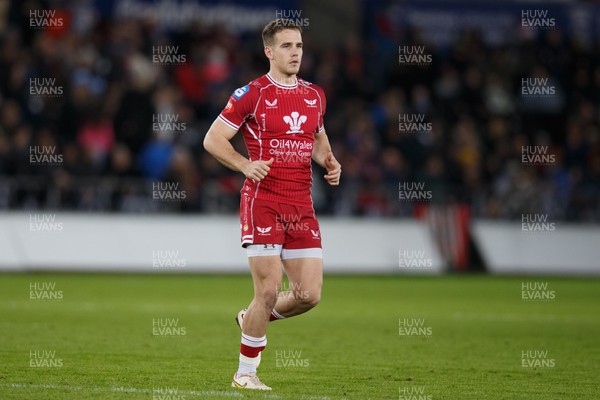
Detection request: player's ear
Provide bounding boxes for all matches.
[264,45,273,60]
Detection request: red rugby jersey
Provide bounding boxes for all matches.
[218,73,326,207]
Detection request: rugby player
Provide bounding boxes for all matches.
[203,19,341,390]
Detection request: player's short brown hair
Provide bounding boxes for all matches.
[262,19,303,47]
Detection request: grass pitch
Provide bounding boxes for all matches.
[0,274,598,399]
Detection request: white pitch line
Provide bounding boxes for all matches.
[0,383,268,398]
[1,383,336,400]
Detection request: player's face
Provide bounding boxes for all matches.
[267,29,303,78]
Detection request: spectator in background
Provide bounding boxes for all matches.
[77,111,115,168]
[0,3,598,221]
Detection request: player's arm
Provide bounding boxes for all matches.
[312,129,341,186]
[203,118,273,182]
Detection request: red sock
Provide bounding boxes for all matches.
[270,309,285,321]
[238,333,267,375]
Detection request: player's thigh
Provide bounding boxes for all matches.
[248,254,283,296]
[280,204,323,294]
[282,257,323,294]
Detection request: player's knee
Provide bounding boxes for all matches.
[299,290,320,309]
[255,288,278,310]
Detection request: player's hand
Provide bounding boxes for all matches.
[242,158,274,182]
[324,152,341,186]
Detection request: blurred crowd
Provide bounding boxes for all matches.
[0,2,598,221]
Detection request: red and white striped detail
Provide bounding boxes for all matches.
[240,333,267,359]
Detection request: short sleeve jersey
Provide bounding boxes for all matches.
[218,73,326,207]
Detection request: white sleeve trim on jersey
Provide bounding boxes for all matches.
[281,248,323,260]
[218,114,240,131]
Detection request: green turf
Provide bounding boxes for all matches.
[0,274,598,400]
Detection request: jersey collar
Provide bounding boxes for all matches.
[266,73,298,89]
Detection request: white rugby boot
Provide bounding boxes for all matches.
[235,308,247,331]
[231,372,272,390]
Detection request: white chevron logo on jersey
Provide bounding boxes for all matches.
[311,229,320,238]
[304,98,317,107]
[265,99,277,107]
[283,111,307,134]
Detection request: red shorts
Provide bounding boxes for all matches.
[240,195,322,249]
